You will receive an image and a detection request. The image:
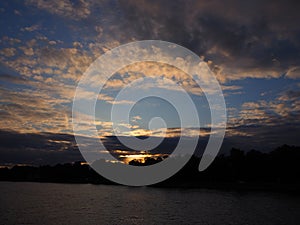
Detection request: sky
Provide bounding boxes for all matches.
[0,0,300,165]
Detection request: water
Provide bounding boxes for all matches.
[0,182,299,225]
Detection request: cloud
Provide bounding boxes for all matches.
[0,88,72,133]
[2,122,299,166]
[228,89,300,129]
[73,41,83,48]
[48,40,57,45]
[117,0,300,82]
[0,69,78,134]
[26,0,92,19]
[0,130,84,165]
[14,10,22,16]
[1,37,21,45]
[0,73,28,84]
[0,48,16,57]
[19,46,34,56]
[286,67,300,79]
[6,0,299,87]
[0,0,299,164]
[99,60,222,96]
[21,24,39,32]
[94,26,103,39]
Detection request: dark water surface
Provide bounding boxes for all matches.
[0,182,299,225]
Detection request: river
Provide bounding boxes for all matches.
[0,182,299,225]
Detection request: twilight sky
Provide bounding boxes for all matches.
[0,0,299,165]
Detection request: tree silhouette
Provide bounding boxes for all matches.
[0,145,299,191]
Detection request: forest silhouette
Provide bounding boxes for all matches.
[0,144,299,192]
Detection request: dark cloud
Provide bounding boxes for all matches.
[225,123,300,151]
[0,130,83,165]
[117,0,300,76]
[0,73,28,85]
[1,121,300,165]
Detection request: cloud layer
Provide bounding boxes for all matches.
[0,0,299,164]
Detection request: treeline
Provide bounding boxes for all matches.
[0,162,114,185]
[158,144,300,190]
[0,145,299,191]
